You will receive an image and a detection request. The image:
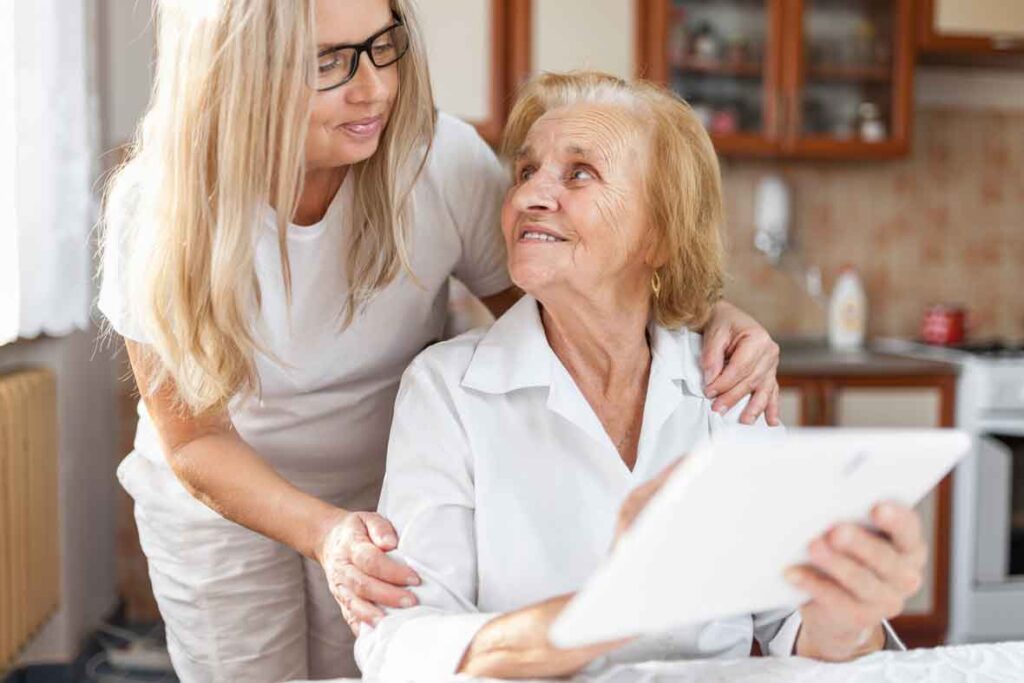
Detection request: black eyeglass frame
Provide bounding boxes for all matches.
[314,16,409,92]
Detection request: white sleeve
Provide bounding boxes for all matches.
[97,180,150,343]
[354,360,499,678]
[436,115,513,299]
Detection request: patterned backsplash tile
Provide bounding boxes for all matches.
[721,107,1024,341]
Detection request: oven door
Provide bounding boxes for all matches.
[975,430,1024,582]
[975,436,1013,583]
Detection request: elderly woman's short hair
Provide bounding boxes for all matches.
[501,71,725,330]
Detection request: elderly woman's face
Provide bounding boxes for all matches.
[502,103,652,303]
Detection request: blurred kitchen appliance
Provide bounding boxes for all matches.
[753,174,790,264]
[878,339,1024,642]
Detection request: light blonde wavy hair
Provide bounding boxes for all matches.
[102,0,435,414]
[501,71,724,330]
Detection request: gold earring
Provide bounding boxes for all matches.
[651,271,662,299]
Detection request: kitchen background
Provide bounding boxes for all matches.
[722,106,1024,340]
[1,0,1023,679]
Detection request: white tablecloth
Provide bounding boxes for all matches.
[311,642,1024,682]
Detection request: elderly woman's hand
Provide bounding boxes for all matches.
[786,502,926,660]
[316,510,421,635]
[613,459,682,547]
[701,301,781,427]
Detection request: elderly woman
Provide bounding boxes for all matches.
[354,72,925,679]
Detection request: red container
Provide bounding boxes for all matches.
[922,305,966,345]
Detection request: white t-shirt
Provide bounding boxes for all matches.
[99,113,513,508]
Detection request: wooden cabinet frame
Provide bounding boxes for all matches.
[635,0,915,159]
[917,0,1024,55]
[638,0,786,157]
[466,0,518,146]
[783,0,915,159]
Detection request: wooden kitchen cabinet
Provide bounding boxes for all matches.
[779,372,957,647]
[436,0,914,157]
[416,0,513,145]
[637,0,915,158]
[917,0,1024,55]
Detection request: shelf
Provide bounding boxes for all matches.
[672,58,764,78]
[807,63,892,83]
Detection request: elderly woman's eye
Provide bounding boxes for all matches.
[517,166,536,182]
[569,167,595,182]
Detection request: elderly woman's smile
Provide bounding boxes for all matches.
[502,103,653,304]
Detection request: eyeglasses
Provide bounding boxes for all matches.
[314,19,410,92]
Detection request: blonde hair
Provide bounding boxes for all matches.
[501,71,724,330]
[101,0,436,414]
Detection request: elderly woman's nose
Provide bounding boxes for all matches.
[514,170,560,212]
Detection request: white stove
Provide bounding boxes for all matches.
[877,339,1024,643]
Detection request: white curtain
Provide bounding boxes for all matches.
[0,0,96,345]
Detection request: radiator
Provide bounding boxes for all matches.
[0,369,59,668]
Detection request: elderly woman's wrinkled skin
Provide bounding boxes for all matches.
[504,104,652,305]
[452,101,925,677]
[502,103,658,468]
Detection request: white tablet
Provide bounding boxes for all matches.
[549,428,971,648]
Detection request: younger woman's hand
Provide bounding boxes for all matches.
[701,301,781,426]
[316,510,422,635]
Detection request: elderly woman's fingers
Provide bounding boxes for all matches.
[349,539,421,587]
[808,538,900,612]
[360,512,399,550]
[614,459,683,541]
[787,566,865,616]
[336,562,420,609]
[872,503,927,562]
[829,524,922,596]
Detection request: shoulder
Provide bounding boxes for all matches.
[400,324,492,395]
[432,111,491,154]
[104,162,147,239]
[652,323,707,388]
[421,112,503,184]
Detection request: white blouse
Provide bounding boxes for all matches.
[355,295,801,677]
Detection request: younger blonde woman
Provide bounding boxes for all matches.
[100,0,782,679]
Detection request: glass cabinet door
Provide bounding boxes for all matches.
[665,0,782,154]
[790,0,912,156]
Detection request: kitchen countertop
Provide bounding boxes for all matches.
[778,339,958,377]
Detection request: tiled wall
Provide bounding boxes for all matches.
[720,107,1024,341]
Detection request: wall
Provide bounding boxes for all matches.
[721,67,1024,341]
[95,0,161,624]
[7,0,154,664]
[4,335,120,664]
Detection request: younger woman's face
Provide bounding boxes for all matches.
[307,0,399,170]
